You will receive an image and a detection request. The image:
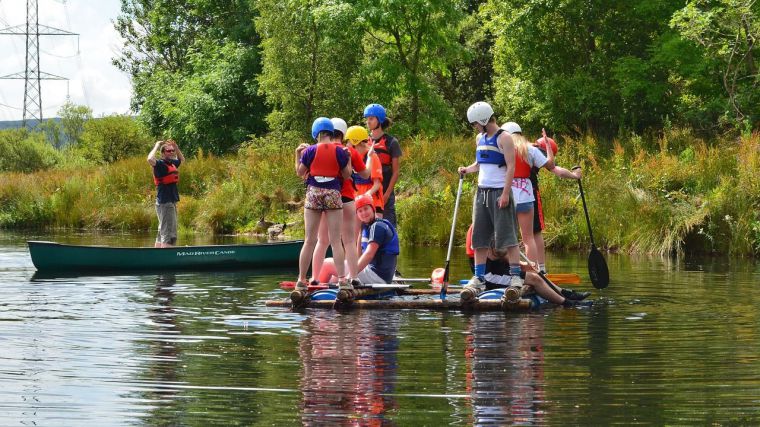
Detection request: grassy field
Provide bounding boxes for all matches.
[1,130,758,256]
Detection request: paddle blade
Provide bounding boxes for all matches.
[588,248,609,289]
[545,273,582,285]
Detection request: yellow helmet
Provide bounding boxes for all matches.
[345,125,369,145]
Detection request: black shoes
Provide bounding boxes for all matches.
[561,288,591,301]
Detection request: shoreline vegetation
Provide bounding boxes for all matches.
[2,126,758,257]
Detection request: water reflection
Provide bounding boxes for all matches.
[297,311,400,425]
[130,274,183,426]
[465,313,547,425]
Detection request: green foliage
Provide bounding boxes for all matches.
[256,0,364,136]
[76,115,154,163]
[115,0,267,154]
[671,0,760,126]
[1,131,760,256]
[58,101,93,145]
[0,129,63,172]
[484,0,692,135]
[356,0,467,136]
[110,0,759,139]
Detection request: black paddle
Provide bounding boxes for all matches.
[519,251,563,294]
[572,166,609,289]
[441,174,465,300]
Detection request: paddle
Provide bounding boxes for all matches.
[572,166,609,289]
[441,174,465,300]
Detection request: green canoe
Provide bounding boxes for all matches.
[28,240,303,273]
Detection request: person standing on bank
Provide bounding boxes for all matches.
[148,139,184,248]
[457,102,523,302]
[364,104,401,228]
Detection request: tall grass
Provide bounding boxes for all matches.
[1,130,758,256]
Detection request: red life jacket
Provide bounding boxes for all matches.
[309,143,341,178]
[514,152,531,179]
[372,134,393,166]
[154,162,179,186]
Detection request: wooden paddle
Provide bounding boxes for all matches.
[572,166,609,289]
[441,174,465,300]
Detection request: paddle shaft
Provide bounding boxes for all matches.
[572,166,596,248]
[442,175,465,297]
[519,251,562,295]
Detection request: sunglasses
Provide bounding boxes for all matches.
[163,149,175,153]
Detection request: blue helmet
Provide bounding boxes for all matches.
[311,117,334,140]
[363,104,386,123]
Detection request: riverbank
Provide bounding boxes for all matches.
[1,130,758,256]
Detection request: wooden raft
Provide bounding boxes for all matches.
[265,297,533,311]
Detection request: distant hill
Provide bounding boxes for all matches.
[0,118,62,130]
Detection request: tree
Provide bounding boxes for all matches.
[483,0,688,135]
[114,0,268,154]
[255,0,364,136]
[672,0,760,127]
[58,101,93,145]
[79,115,153,163]
[357,0,467,135]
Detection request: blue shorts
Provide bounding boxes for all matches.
[515,202,534,213]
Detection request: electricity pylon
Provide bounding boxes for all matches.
[0,0,78,127]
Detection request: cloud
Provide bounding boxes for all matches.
[0,0,132,121]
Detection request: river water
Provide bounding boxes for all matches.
[1,231,760,425]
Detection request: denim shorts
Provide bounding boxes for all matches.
[515,201,534,213]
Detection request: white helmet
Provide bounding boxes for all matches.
[501,121,522,134]
[466,102,494,126]
[330,118,348,139]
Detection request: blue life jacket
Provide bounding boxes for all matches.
[361,218,400,255]
[475,129,506,166]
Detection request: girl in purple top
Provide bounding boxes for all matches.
[294,117,352,291]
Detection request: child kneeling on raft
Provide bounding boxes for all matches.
[317,194,399,285]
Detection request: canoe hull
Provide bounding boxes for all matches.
[28,240,303,273]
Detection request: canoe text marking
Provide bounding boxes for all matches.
[176,250,236,257]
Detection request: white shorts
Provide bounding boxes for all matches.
[356,266,387,285]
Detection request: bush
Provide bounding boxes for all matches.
[77,115,154,163]
[0,129,63,172]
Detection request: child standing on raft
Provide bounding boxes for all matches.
[294,118,353,291]
[309,118,371,286]
[457,101,523,304]
[501,123,581,271]
[364,104,401,228]
[347,125,385,217]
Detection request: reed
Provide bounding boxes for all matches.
[1,130,758,256]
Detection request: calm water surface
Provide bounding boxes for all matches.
[1,231,760,425]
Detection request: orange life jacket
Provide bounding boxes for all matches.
[372,134,393,166]
[514,152,531,179]
[309,143,341,178]
[154,162,179,186]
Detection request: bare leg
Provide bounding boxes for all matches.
[474,247,489,267]
[325,209,346,280]
[524,272,564,304]
[534,230,546,268]
[506,245,520,269]
[518,209,537,264]
[311,212,329,282]
[341,201,359,278]
[297,208,322,282]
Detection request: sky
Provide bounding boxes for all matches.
[0,0,131,121]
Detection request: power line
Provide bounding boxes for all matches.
[0,0,78,127]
